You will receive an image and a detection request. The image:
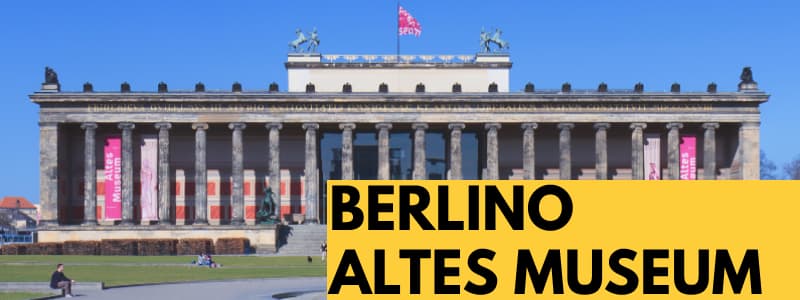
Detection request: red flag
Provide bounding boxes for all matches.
[398,6,421,37]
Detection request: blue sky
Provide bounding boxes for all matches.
[1,1,798,202]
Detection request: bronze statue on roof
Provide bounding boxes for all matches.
[45,67,59,84]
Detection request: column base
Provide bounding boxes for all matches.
[119,220,135,226]
[230,219,245,226]
[156,220,173,226]
[303,219,319,224]
[193,220,209,226]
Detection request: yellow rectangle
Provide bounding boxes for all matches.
[326,180,800,298]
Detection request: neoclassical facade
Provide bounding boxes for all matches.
[31,53,767,243]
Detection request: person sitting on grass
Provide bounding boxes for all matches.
[206,254,221,268]
[50,263,75,298]
[194,253,207,266]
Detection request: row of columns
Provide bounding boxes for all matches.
[74,121,307,226]
[62,121,740,226]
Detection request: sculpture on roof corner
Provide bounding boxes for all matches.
[289,28,320,53]
[738,66,758,91]
[740,67,754,84]
[480,28,510,53]
[44,67,59,84]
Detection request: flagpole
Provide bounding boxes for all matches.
[396,0,400,58]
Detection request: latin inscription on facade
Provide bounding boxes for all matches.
[87,103,714,113]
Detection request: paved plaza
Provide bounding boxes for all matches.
[72,277,325,300]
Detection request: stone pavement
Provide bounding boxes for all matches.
[69,277,325,300]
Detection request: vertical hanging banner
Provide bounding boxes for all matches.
[644,134,661,180]
[140,135,158,222]
[680,136,697,180]
[103,136,121,220]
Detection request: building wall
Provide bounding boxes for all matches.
[289,67,509,93]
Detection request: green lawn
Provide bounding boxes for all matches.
[0,255,325,287]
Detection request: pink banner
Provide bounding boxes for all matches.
[680,136,697,180]
[104,136,121,220]
[644,134,661,180]
[140,135,158,221]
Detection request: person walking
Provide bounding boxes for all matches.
[320,241,327,262]
[50,263,74,298]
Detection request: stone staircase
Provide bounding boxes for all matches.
[272,224,327,256]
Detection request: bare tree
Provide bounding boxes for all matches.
[784,155,800,180]
[760,150,779,179]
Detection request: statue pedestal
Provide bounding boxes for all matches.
[738,82,759,92]
[475,53,510,63]
[40,83,60,92]
[288,53,321,63]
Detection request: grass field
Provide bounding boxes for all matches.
[0,255,326,287]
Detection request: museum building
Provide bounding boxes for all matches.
[30,53,767,245]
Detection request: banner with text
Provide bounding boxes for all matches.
[644,134,661,180]
[680,136,697,180]
[103,136,121,220]
[140,135,158,222]
[327,180,800,299]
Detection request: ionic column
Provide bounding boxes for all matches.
[412,123,428,180]
[667,123,683,180]
[229,122,246,226]
[702,123,719,180]
[376,123,392,180]
[266,123,282,217]
[558,123,574,180]
[118,122,135,226]
[521,123,538,180]
[741,122,760,180]
[594,123,610,180]
[339,123,355,180]
[630,123,647,180]
[303,123,320,223]
[448,123,465,180]
[485,123,501,180]
[154,122,171,224]
[39,122,59,227]
[192,123,209,225]
[81,123,98,225]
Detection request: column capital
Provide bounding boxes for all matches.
[741,121,760,128]
[80,122,98,130]
[154,122,172,130]
[38,121,59,127]
[412,123,429,130]
[630,123,647,130]
[191,123,208,130]
[666,122,683,130]
[484,123,501,130]
[339,123,356,130]
[521,123,538,130]
[375,122,392,130]
[228,122,247,130]
[448,123,465,130]
[557,123,574,130]
[302,123,320,130]
[266,122,283,130]
[702,122,720,130]
[593,123,610,130]
[118,122,135,130]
